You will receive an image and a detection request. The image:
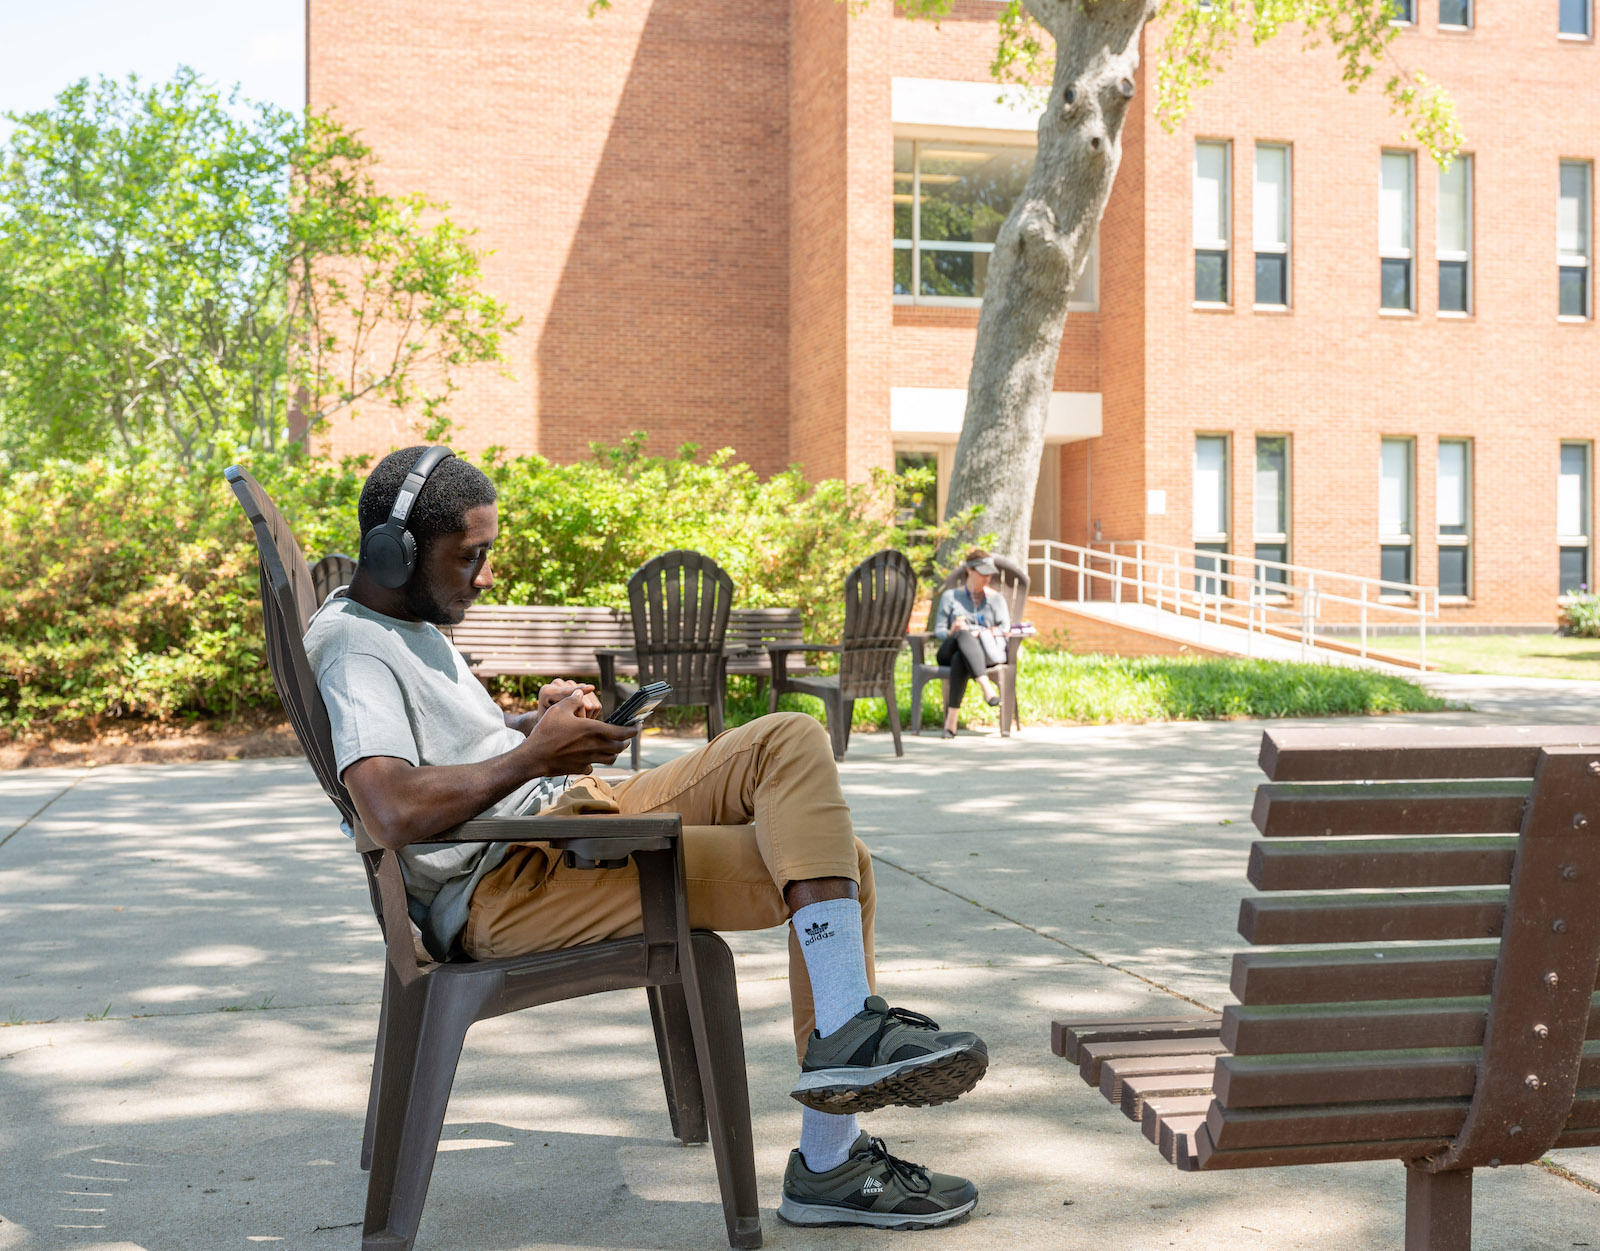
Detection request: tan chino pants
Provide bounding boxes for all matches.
[463,711,876,1062]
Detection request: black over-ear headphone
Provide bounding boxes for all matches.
[359,445,456,589]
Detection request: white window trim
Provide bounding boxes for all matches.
[893,134,1098,313]
[1194,140,1232,308]
[1559,159,1593,320]
[1380,150,1417,314]
[1436,438,1473,600]
[1253,144,1292,310]
[1559,441,1593,547]
[1439,0,1473,28]
[1194,432,1231,546]
[1437,155,1473,316]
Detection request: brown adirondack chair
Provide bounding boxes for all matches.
[908,554,1031,737]
[308,552,357,603]
[224,467,761,1251]
[598,550,737,771]
[767,550,917,762]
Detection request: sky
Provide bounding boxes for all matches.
[0,0,303,131]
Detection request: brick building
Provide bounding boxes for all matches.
[308,0,1599,627]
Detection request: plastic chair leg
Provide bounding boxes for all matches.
[647,982,709,1145]
[685,933,762,1249]
[910,672,925,736]
[841,700,855,758]
[361,967,395,1171]
[707,695,725,743]
[362,977,482,1251]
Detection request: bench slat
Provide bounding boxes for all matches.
[1051,1015,1223,1063]
[1260,726,1600,782]
[1158,1113,1207,1168]
[1136,1091,1214,1130]
[1078,1036,1229,1085]
[1252,780,1531,838]
[1230,943,1508,1005]
[1097,1053,1224,1103]
[1238,889,1506,945]
[1209,1098,1469,1151]
[1215,1041,1600,1108]
[1247,836,1519,891]
[1194,1122,1449,1170]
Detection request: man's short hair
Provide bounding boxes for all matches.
[358,446,497,556]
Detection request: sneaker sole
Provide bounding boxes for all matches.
[777,1194,977,1230]
[790,1044,989,1115]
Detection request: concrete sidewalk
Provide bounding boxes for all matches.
[4,685,1600,1250]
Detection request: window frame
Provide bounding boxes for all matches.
[1379,436,1417,591]
[1436,438,1473,600]
[1560,440,1592,597]
[1389,0,1416,23]
[1559,159,1592,320]
[1439,0,1473,28]
[1559,0,1592,38]
[1380,150,1417,314]
[1253,434,1292,596]
[1194,140,1233,308]
[1253,143,1292,310]
[892,136,1098,313]
[1436,155,1473,316]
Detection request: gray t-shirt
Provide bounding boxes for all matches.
[303,593,566,956]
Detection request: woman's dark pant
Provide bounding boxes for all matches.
[937,630,990,710]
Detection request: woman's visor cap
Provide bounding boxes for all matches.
[968,557,998,575]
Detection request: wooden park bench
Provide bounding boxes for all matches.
[451,604,814,685]
[1052,724,1600,1250]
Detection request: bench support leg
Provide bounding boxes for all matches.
[1405,1165,1472,1251]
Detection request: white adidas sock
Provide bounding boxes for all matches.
[791,898,872,1038]
[798,1107,860,1174]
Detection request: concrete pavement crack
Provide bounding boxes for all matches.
[0,773,89,852]
[869,851,1220,1014]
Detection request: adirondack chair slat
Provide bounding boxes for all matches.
[1247,836,1519,890]
[1261,725,1600,781]
[1238,889,1508,945]
[1229,943,1512,1005]
[1252,780,1532,837]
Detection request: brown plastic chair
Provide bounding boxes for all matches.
[224,467,762,1251]
[767,550,917,761]
[598,550,736,771]
[908,555,1030,737]
[308,552,357,603]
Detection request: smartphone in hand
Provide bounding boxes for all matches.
[605,682,672,726]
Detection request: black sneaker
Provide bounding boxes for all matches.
[791,995,989,1115]
[778,1132,978,1230]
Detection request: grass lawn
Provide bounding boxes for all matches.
[702,648,1446,733]
[1367,632,1600,682]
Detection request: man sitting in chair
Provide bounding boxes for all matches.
[304,446,989,1231]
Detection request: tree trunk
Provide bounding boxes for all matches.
[940,0,1152,563]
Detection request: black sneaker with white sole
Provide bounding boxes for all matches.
[778,1132,977,1230]
[791,995,989,1115]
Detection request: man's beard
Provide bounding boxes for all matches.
[401,567,459,625]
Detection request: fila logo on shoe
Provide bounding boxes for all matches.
[861,1176,885,1196]
[803,921,834,946]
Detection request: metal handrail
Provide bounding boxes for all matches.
[1026,538,1437,667]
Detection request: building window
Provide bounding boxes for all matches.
[1560,0,1591,36]
[1560,442,1591,594]
[892,138,1096,310]
[1194,434,1230,594]
[1254,145,1291,308]
[1380,151,1416,311]
[1559,161,1591,318]
[1437,439,1472,598]
[1194,141,1231,304]
[894,450,939,529]
[1437,156,1472,313]
[1389,0,1415,21]
[1440,0,1472,26]
[1380,437,1415,585]
[1254,436,1290,591]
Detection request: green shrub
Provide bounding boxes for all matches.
[0,439,965,730]
[1565,590,1600,639]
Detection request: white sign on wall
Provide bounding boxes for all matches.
[1147,490,1167,516]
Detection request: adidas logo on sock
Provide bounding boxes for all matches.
[861,1176,885,1195]
[802,921,834,946]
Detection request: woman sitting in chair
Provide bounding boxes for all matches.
[933,548,1010,739]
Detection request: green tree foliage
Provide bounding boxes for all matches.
[0,70,518,468]
[0,439,971,730]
